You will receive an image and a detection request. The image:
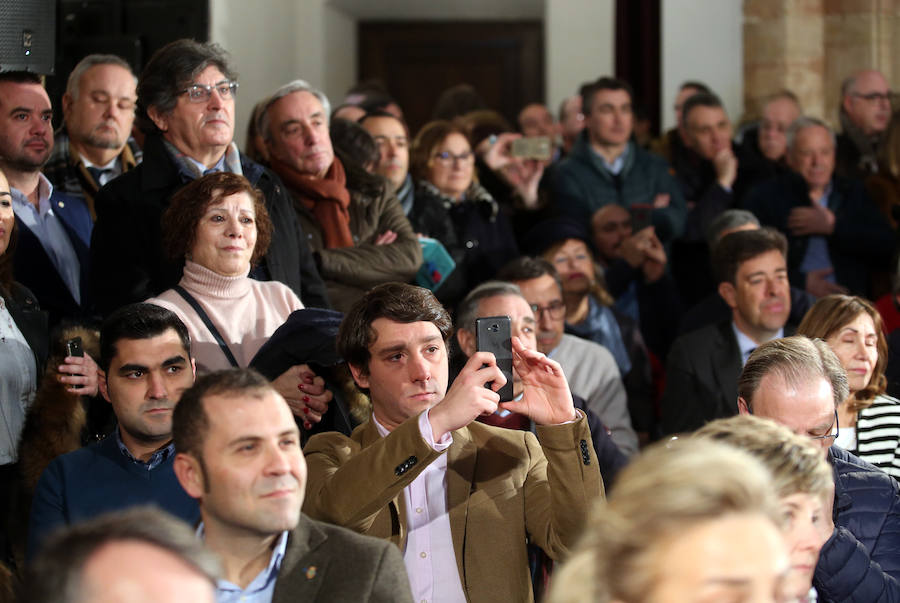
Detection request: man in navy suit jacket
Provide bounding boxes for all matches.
[0,71,93,327]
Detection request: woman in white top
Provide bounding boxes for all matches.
[798,294,900,479]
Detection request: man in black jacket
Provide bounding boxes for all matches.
[739,336,900,603]
[90,39,329,315]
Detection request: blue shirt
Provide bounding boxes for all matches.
[798,184,836,283]
[593,143,629,175]
[114,428,175,471]
[199,524,288,603]
[11,174,81,303]
[732,322,783,367]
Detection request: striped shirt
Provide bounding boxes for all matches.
[855,394,900,480]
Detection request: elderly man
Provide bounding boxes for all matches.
[0,71,93,327]
[497,257,639,453]
[302,283,601,603]
[737,90,801,192]
[22,508,219,603]
[552,76,686,244]
[837,69,893,179]
[738,336,900,602]
[43,54,141,218]
[90,39,328,316]
[359,110,414,215]
[744,117,894,298]
[172,369,413,602]
[660,228,792,436]
[260,80,421,312]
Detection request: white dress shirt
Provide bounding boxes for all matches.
[373,412,467,603]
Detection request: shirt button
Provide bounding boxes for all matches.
[416,507,423,514]
[420,551,427,558]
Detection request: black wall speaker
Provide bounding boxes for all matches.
[0,0,56,74]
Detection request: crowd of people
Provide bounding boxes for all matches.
[2,36,900,602]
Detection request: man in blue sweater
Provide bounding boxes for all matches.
[738,335,900,602]
[28,303,199,558]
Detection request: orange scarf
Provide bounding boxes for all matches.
[272,156,354,249]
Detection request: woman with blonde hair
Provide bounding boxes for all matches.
[547,438,789,603]
[696,415,834,602]
[797,294,900,477]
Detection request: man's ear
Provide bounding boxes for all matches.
[456,328,476,358]
[718,281,737,309]
[173,452,204,499]
[98,370,111,403]
[146,105,169,133]
[737,396,751,415]
[348,363,369,390]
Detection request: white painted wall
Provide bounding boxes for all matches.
[545,0,615,117]
[661,0,744,131]
[210,0,745,140]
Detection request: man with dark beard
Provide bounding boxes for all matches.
[44,54,141,218]
[28,304,200,559]
[0,71,93,326]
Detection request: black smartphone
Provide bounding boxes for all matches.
[475,315,513,402]
[65,336,84,358]
[630,203,653,232]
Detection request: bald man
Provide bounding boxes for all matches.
[837,69,892,179]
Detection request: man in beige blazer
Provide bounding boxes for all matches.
[303,282,603,603]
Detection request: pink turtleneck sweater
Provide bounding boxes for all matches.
[146,261,304,373]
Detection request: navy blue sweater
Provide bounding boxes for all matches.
[28,434,199,558]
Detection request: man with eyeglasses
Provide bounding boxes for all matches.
[737,335,900,603]
[497,256,637,455]
[44,54,140,218]
[90,39,330,316]
[837,69,893,179]
[260,79,421,313]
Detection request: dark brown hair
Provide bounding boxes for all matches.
[409,119,471,183]
[162,172,272,266]
[337,283,452,376]
[796,294,888,407]
[711,227,787,285]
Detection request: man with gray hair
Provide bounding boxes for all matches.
[43,54,140,217]
[260,79,421,312]
[737,335,900,602]
[837,69,892,179]
[90,39,329,315]
[21,507,219,603]
[744,116,893,298]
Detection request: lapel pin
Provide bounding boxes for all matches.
[57,201,65,208]
[304,566,317,580]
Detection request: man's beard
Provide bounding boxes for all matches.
[0,147,49,172]
[83,126,124,150]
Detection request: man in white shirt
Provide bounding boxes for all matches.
[302,282,601,603]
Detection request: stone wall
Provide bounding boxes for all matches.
[743,0,900,127]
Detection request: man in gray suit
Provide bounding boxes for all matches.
[172,368,413,602]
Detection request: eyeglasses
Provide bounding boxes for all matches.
[529,300,565,320]
[432,150,474,166]
[808,409,840,442]
[851,91,893,103]
[181,80,239,103]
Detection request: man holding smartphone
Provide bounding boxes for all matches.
[302,282,601,603]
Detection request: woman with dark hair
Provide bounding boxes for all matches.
[146,172,331,428]
[409,120,518,305]
[797,294,900,478]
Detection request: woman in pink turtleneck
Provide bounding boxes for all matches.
[147,172,330,427]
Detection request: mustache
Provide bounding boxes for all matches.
[202,112,231,125]
[24,135,48,146]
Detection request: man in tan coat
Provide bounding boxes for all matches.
[303,282,602,603]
